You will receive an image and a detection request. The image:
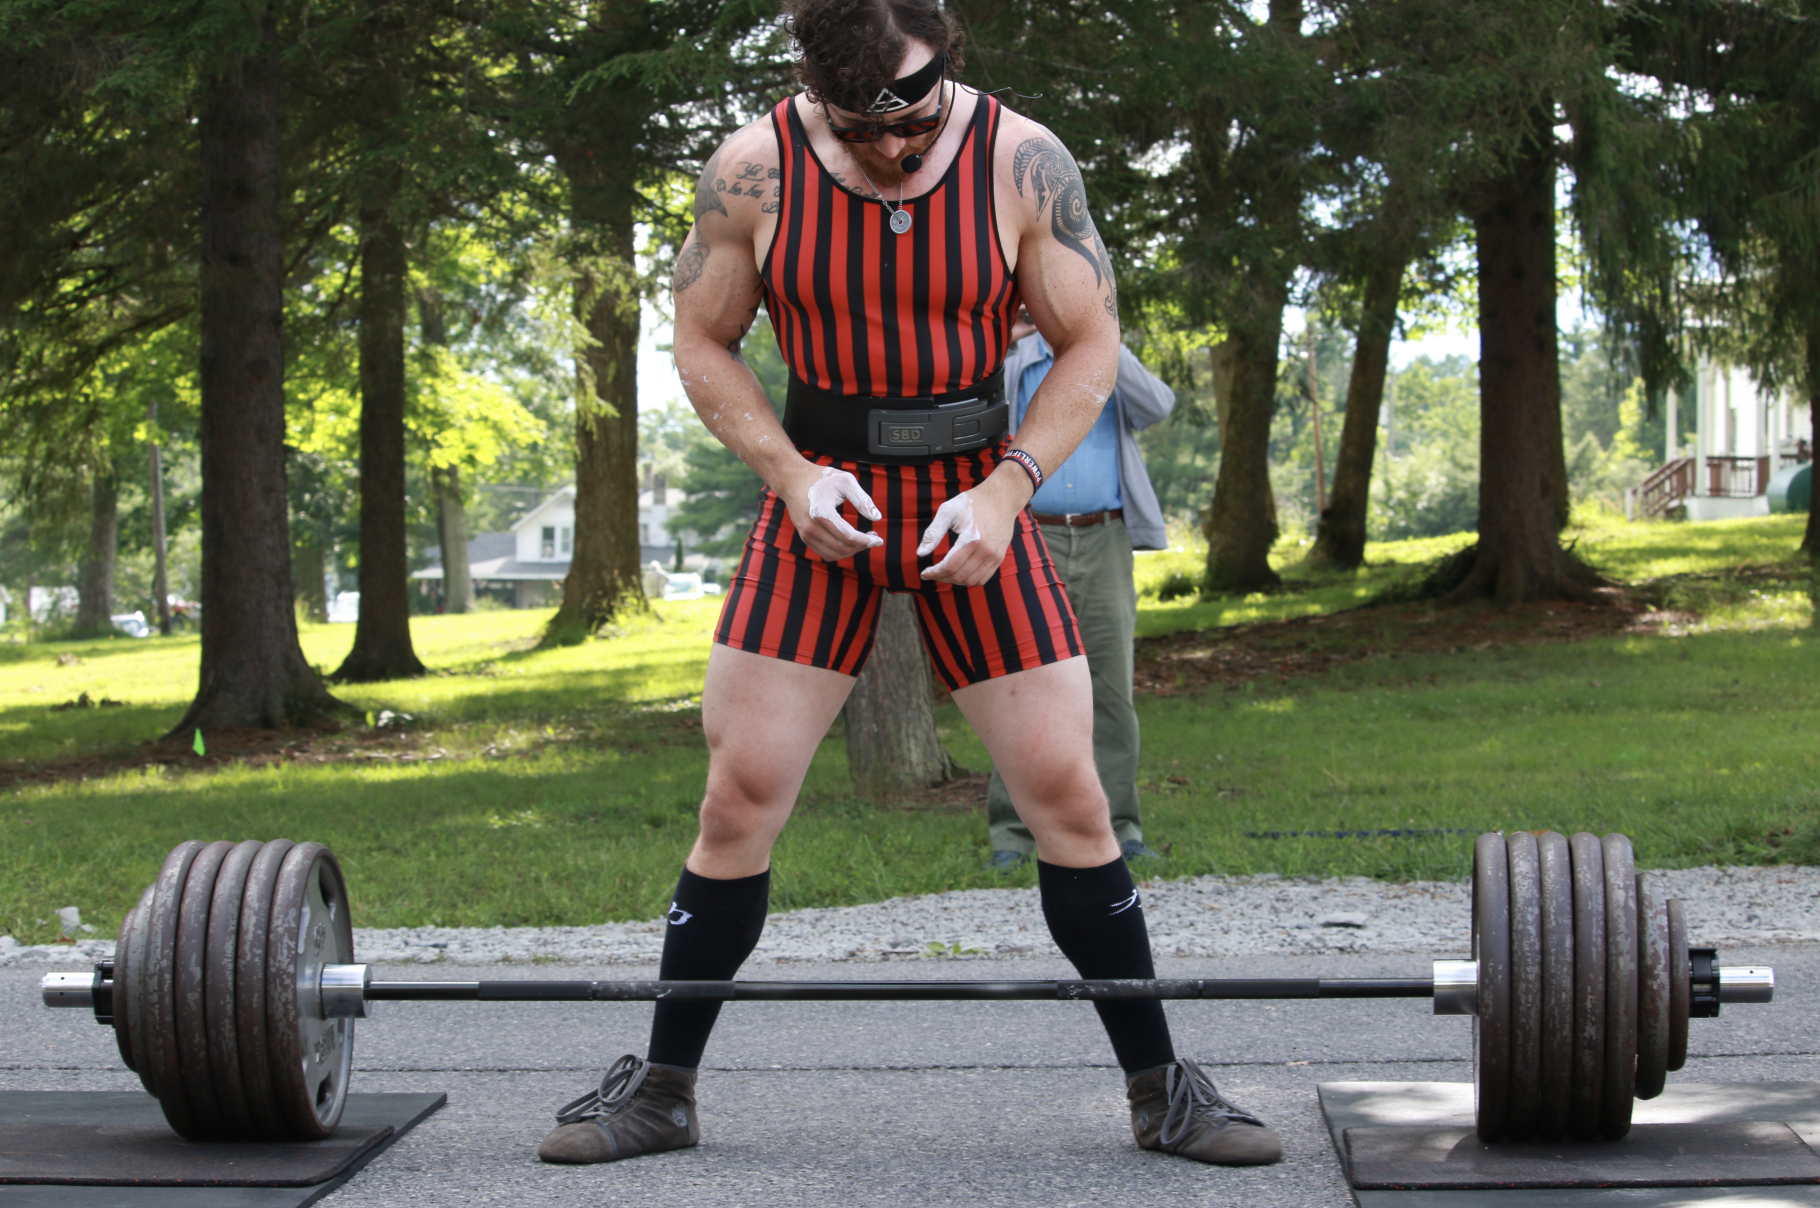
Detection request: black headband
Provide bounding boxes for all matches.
[865,52,947,114]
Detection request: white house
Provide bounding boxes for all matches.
[1630,354,1812,521]
[414,475,727,608]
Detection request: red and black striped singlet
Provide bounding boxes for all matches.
[761,92,1020,398]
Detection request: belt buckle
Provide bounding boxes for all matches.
[868,395,993,457]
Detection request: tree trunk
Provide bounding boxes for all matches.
[1803,316,1820,559]
[434,463,473,613]
[147,401,171,635]
[170,14,344,738]
[1445,130,1600,606]
[333,187,426,682]
[1191,0,1300,596]
[842,594,958,799]
[1308,239,1410,571]
[1202,286,1287,593]
[540,178,644,647]
[73,464,118,636]
[294,545,328,623]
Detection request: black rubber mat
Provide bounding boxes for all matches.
[0,1091,444,1191]
[1343,1120,1820,1190]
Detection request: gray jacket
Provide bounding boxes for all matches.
[1002,335,1176,550]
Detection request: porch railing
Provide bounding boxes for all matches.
[1632,457,1694,520]
[1707,455,1771,498]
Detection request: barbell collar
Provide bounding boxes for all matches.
[1432,959,1480,1016]
[320,963,371,1019]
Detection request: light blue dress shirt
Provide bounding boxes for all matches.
[1013,335,1123,514]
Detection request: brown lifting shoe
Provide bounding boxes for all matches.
[537,1054,699,1164]
[1127,1057,1283,1166]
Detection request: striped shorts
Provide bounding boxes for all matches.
[713,446,1084,690]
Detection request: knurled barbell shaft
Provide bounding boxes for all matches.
[41,963,1777,1014]
[363,976,1439,1003]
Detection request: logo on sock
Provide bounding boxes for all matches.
[666,902,694,925]
[1109,889,1141,916]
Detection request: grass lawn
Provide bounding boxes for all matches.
[3,514,1816,944]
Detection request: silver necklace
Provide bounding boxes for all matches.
[855,163,912,235]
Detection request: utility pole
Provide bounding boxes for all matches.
[147,399,171,636]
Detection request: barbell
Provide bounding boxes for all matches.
[37,832,1773,1145]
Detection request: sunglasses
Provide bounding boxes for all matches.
[826,88,944,144]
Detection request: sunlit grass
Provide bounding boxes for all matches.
[3,515,1817,940]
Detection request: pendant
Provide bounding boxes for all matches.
[889,208,913,235]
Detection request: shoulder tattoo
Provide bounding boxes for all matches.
[1013,137,1114,290]
[674,241,710,293]
[695,148,729,220]
[731,160,782,214]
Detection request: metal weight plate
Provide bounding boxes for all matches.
[1535,831,1575,1139]
[1600,833,1639,1140]
[205,840,264,1137]
[1568,832,1606,1140]
[1505,831,1543,1140]
[171,841,232,1138]
[143,841,206,1139]
[236,839,294,1139]
[116,884,154,1078]
[265,842,356,1140]
[1635,873,1670,1100]
[1473,832,1512,1141]
[1666,898,1690,1071]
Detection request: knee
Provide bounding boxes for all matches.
[697,766,789,844]
[1014,761,1110,831]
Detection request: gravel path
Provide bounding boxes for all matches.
[6,863,1817,968]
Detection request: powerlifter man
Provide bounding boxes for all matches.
[537,0,1283,1169]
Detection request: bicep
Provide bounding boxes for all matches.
[673,224,763,352]
[1005,131,1119,357]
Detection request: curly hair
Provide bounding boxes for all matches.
[782,0,966,116]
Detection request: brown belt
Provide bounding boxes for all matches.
[1029,508,1123,528]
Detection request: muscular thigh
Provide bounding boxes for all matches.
[701,643,855,803]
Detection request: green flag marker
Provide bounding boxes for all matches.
[192,730,206,757]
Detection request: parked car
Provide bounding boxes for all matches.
[110,611,152,638]
[327,591,361,623]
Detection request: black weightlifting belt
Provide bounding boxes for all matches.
[783,367,1007,465]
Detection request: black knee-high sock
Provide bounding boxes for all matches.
[645,866,770,1069]
[1038,857,1176,1074]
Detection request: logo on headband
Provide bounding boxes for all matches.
[863,52,946,115]
[868,87,910,114]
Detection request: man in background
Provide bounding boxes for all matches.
[986,309,1176,870]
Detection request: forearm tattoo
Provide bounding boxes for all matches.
[1013,137,1116,296]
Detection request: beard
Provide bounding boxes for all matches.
[848,130,943,186]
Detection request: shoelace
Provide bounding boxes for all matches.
[554,1054,651,1125]
[1159,1057,1266,1147]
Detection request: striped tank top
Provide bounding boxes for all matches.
[761,92,1020,400]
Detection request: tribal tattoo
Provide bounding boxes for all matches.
[1012,136,1116,295]
[694,148,728,219]
[673,241,710,294]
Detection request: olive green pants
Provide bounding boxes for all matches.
[986,516,1142,854]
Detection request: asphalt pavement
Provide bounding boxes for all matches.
[4,945,1814,1207]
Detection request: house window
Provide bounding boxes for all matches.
[541,525,556,559]
[559,526,572,556]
